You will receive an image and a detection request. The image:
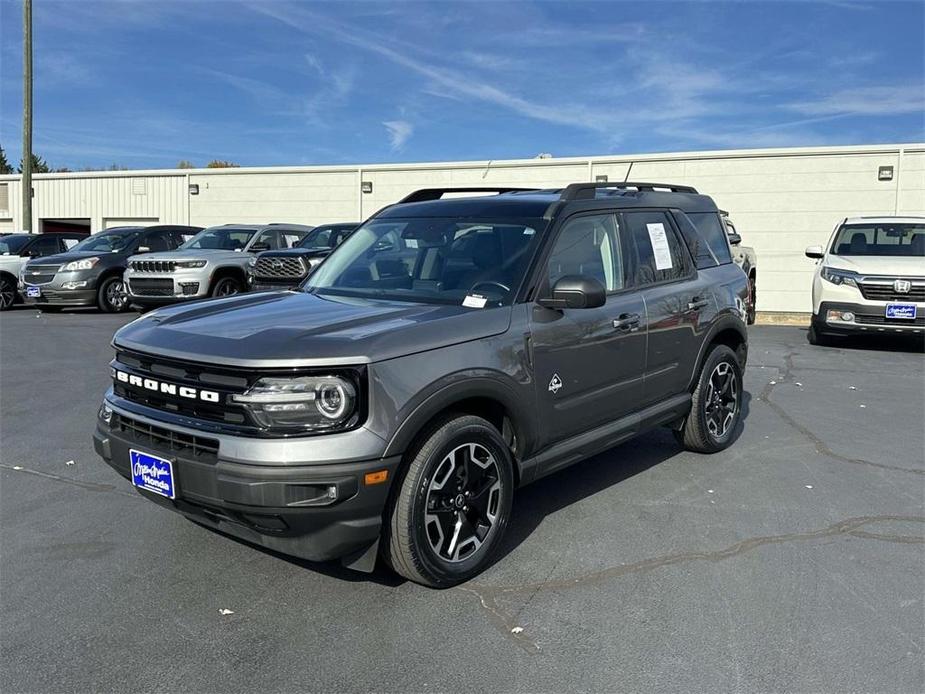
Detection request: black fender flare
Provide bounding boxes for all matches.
[381,372,537,477]
[686,312,748,391]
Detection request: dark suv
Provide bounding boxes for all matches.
[249,222,359,291]
[93,183,748,587]
[21,225,201,312]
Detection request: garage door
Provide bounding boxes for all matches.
[103,218,159,229]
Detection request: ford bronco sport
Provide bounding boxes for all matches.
[93,183,748,587]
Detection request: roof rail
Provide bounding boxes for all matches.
[398,187,540,204]
[561,181,698,201]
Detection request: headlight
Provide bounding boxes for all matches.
[247,257,257,268]
[176,260,207,269]
[232,375,359,432]
[821,267,858,287]
[63,257,99,271]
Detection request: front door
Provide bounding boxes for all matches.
[530,212,647,448]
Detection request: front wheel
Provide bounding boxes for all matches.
[97,277,129,313]
[0,276,16,310]
[807,319,834,346]
[211,276,242,298]
[675,344,743,453]
[383,414,514,588]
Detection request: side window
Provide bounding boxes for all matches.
[623,211,690,286]
[29,235,62,257]
[143,230,174,252]
[62,236,82,251]
[687,212,732,265]
[281,232,302,248]
[547,213,624,292]
[672,211,719,269]
[259,230,282,250]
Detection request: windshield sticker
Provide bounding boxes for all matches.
[646,223,673,270]
[63,239,79,249]
[463,294,488,308]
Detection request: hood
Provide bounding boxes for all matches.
[129,249,252,263]
[824,254,925,277]
[257,247,331,259]
[24,250,118,267]
[113,290,512,366]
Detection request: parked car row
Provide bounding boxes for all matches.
[5,221,358,312]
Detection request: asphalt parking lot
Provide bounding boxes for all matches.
[1,306,923,693]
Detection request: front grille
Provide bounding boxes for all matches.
[855,313,925,327]
[131,260,177,273]
[129,278,175,296]
[858,280,925,302]
[23,264,60,285]
[253,256,307,279]
[111,412,219,464]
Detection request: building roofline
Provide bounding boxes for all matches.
[1,142,922,183]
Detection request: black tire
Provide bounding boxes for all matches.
[383,414,514,588]
[211,275,242,298]
[675,344,743,454]
[97,276,129,313]
[746,275,757,325]
[0,276,16,311]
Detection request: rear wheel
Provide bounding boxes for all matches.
[383,414,514,588]
[0,276,16,310]
[98,276,129,313]
[211,276,242,298]
[675,344,743,453]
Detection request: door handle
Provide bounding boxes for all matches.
[612,313,641,331]
[687,297,709,311]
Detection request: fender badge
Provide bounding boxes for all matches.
[548,373,563,394]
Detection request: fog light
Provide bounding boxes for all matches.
[826,309,854,322]
[841,311,854,322]
[98,402,113,424]
[179,282,199,296]
[62,281,87,289]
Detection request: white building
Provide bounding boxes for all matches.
[1,143,922,314]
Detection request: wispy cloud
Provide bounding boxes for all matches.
[790,85,925,116]
[383,120,414,151]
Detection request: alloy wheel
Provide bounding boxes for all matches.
[0,279,14,310]
[216,279,239,297]
[424,443,503,563]
[704,361,739,438]
[107,280,127,310]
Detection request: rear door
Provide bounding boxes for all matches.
[530,211,647,446]
[622,209,712,406]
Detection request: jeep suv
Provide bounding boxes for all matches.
[93,183,748,587]
[805,216,924,345]
[125,223,312,308]
[249,222,358,291]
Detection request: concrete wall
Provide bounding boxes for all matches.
[1,143,922,313]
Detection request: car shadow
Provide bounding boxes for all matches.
[803,327,924,353]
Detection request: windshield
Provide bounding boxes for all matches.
[297,225,354,249]
[70,230,141,253]
[304,217,545,306]
[0,234,32,255]
[181,227,256,251]
[831,223,925,257]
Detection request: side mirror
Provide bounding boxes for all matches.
[538,275,606,310]
[727,232,742,246]
[804,245,824,259]
[249,242,270,252]
[137,246,151,253]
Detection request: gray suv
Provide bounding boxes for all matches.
[93,183,748,587]
[125,223,313,308]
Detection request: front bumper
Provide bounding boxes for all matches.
[249,278,301,292]
[93,398,401,565]
[125,268,211,303]
[814,301,925,335]
[21,271,99,306]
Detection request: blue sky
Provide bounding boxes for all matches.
[0,0,923,170]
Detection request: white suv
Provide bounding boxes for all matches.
[805,216,924,345]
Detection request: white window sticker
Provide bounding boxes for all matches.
[462,293,488,308]
[62,239,79,250]
[646,223,673,270]
[405,238,418,249]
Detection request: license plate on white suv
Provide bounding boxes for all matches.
[886,303,917,320]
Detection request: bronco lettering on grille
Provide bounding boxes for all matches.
[113,369,220,403]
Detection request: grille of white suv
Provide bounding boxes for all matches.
[131,260,178,273]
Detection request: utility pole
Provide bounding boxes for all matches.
[22,0,33,232]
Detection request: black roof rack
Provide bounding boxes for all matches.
[398,187,540,204]
[561,181,698,201]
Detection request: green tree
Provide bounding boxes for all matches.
[0,144,12,174]
[18,153,50,174]
[177,160,195,169]
[206,159,240,168]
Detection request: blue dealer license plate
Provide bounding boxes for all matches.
[130,449,176,499]
[886,303,916,320]
[26,286,41,298]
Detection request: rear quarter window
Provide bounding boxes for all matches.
[686,212,733,266]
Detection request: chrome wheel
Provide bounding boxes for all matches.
[106,280,127,311]
[0,278,15,310]
[704,361,738,438]
[424,443,502,563]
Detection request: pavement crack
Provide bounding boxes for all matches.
[756,351,923,476]
[0,463,139,499]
